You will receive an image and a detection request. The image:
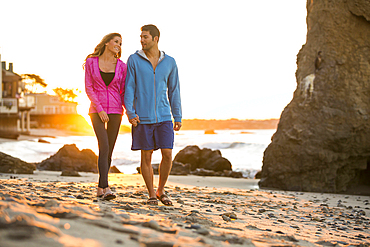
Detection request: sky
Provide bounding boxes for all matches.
[0,0,307,121]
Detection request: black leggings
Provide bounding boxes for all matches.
[90,113,122,188]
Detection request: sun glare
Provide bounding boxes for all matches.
[76,93,131,128]
[76,94,92,126]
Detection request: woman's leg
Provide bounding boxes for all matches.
[90,113,110,189]
[106,114,122,170]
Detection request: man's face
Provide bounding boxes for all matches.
[140,31,156,51]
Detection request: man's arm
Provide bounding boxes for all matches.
[167,60,182,129]
[124,56,138,122]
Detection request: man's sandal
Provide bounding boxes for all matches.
[157,194,173,206]
[147,197,158,205]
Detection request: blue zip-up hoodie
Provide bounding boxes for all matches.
[124,50,182,124]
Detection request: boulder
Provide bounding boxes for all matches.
[109,166,122,173]
[259,0,370,194]
[199,148,232,172]
[61,170,81,177]
[190,169,243,178]
[37,144,98,173]
[173,145,201,171]
[191,168,218,176]
[170,161,191,175]
[136,145,235,177]
[222,170,243,178]
[0,152,36,174]
[254,171,262,179]
[38,139,50,144]
[173,146,232,172]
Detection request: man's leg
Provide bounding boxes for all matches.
[156,148,172,197]
[141,149,156,199]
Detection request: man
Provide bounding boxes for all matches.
[124,24,182,206]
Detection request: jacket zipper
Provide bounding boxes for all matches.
[153,55,165,123]
[106,85,109,114]
[154,71,157,123]
[139,51,164,124]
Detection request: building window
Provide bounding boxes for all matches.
[44,105,60,114]
[49,97,60,103]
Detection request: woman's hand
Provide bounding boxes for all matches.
[129,114,140,127]
[98,111,109,122]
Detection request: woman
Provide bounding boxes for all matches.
[84,33,127,200]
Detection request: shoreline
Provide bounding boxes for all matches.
[0,128,95,143]
[1,171,369,246]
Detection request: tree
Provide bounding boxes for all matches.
[21,74,47,93]
[53,87,80,103]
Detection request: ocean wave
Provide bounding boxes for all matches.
[112,159,139,166]
[234,168,260,179]
[200,142,249,149]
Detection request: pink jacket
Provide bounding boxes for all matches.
[85,57,127,115]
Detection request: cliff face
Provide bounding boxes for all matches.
[259,0,370,193]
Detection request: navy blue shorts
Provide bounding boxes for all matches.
[131,121,174,150]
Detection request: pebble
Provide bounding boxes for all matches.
[222,215,231,222]
[185,224,201,229]
[195,228,210,235]
[142,220,160,230]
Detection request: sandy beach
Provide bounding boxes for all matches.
[0,171,369,247]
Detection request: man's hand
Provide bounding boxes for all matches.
[174,122,182,131]
[129,114,140,127]
[98,111,109,122]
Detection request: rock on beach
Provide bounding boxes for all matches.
[37,144,98,173]
[0,151,36,174]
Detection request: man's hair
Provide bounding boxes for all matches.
[141,24,160,41]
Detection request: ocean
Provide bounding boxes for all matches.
[0,129,276,178]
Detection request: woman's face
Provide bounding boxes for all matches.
[105,36,122,55]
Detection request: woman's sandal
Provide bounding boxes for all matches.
[102,191,116,201]
[147,197,158,205]
[157,194,173,206]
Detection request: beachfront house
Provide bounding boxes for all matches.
[0,57,35,138]
[30,93,78,129]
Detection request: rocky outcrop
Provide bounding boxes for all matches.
[0,152,36,174]
[174,145,232,172]
[136,145,241,177]
[37,144,98,173]
[109,165,122,173]
[259,0,370,193]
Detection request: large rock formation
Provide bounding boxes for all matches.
[37,144,98,173]
[174,145,232,172]
[0,152,36,174]
[259,0,370,193]
[136,145,242,177]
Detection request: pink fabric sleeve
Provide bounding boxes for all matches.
[85,59,103,113]
[120,65,127,110]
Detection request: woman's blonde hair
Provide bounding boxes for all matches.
[83,33,122,68]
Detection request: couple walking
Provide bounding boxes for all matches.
[84,25,182,206]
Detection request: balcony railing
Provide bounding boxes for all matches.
[0,98,18,114]
[18,95,36,109]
